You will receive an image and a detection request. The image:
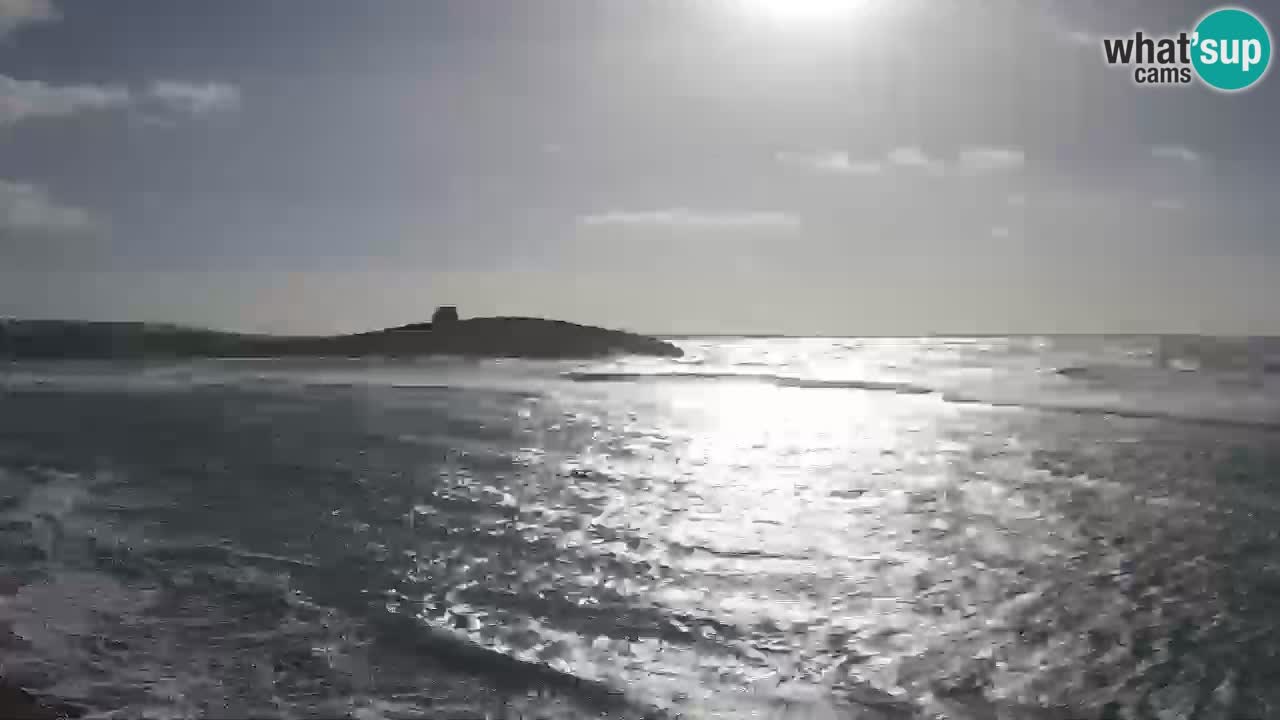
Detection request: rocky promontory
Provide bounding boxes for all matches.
[0,308,683,360]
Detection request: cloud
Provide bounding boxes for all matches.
[777,145,1022,180]
[1007,193,1028,207]
[148,81,241,115]
[0,76,242,128]
[0,179,98,238]
[578,209,801,230]
[0,74,130,127]
[1040,10,1109,49]
[887,146,945,175]
[957,146,1025,174]
[1059,29,1106,47]
[0,0,57,38]
[777,150,882,176]
[1151,145,1201,164]
[990,226,1011,238]
[1152,198,1186,211]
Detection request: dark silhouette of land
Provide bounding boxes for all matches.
[0,308,683,360]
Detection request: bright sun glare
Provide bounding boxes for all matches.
[741,0,867,24]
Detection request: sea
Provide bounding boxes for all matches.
[2,335,1280,719]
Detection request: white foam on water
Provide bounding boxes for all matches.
[571,336,1280,430]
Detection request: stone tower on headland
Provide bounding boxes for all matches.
[432,306,459,327]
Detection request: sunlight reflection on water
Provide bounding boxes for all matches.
[4,338,1280,718]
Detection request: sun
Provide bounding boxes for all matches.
[739,0,869,24]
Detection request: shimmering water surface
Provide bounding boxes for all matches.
[3,337,1280,719]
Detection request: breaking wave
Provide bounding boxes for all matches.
[565,366,1280,430]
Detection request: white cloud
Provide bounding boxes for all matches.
[1151,145,1201,164]
[0,0,57,38]
[0,74,130,127]
[887,146,930,167]
[148,81,241,115]
[0,179,98,238]
[777,150,882,176]
[0,76,242,128]
[1061,29,1106,47]
[777,145,1021,179]
[1153,198,1186,211]
[1041,11,1109,49]
[957,146,1025,174]
[887,146,945,175]
[578,209,801,230]
[990,226,1011,239]
[1007,193,1028,207]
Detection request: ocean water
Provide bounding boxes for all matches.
[2,336,1280,719]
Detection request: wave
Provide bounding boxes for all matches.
[565,369,1280,431]
[0,484,663,719]
[777,377,934,394]
[567,370,789,383]
[365,611,667,719]
[941,392,1280,431]
[565,370,935,395]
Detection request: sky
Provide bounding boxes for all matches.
[1,0,1278,336]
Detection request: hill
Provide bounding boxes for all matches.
[0,310,683,360]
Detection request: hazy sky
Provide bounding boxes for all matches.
[1,0,1277,335]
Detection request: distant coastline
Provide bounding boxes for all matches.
[0,308,683,360]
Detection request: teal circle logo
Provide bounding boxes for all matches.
[1192,7,1271,91]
